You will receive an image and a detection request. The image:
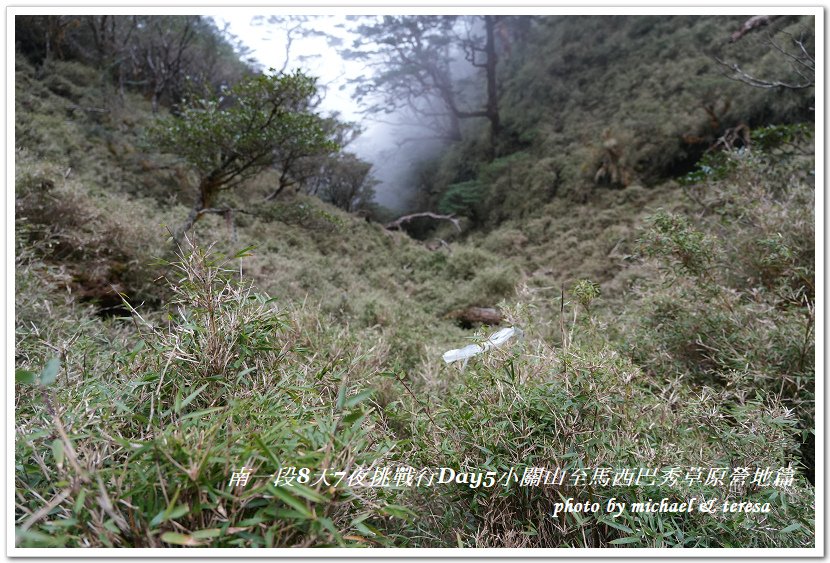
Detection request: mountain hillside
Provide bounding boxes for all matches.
[14,14,816,549]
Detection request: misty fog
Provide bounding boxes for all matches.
[213,13,490,212]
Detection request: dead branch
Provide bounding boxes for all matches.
[708,123,751,153]
[719,18,814,90]
[196,207,254,218]
[714,56,813,90]
[66,104,109,114]
[730,15,781,43]
[385,212,461,233]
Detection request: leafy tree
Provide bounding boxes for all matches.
[14,15,82,64]
[15,15,251,110]
[149,69,339,241]
[265,114,361,202]
[344,16,459,137]
[343,15,502,155]
[129,15,198,113]
[305,152,378,213]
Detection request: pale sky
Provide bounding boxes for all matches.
[211,13,423,210]
[212,14,363,120]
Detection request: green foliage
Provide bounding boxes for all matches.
[307,152,378,213]
[146,68,356,238]
[752,123,813,152]
[438,179,486,217]
[680,124,813,186]
[264,196,347,232]
[426,15,814,227]
[630,136,814,484]
[15,242,406,548]
[15,15,252,110]
[571,279,601,309]
[16,358,61,387]
[637,210,716,278]
[387,310,812,547]
[149,70,336,186]
[678,150,737,186]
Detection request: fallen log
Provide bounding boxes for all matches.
[446,306,503,327]
[385,212,461,233]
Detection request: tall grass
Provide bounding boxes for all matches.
[16,240,407,547]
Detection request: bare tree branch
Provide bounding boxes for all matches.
[718,16,815,93]
[714,56,813,90]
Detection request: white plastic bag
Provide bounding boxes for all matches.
[442,327,523,366]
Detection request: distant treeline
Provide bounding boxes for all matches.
[15,15,252,112]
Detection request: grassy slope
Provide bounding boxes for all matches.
[14,15,816,549]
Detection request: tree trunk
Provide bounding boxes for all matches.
[264,169,293,201]
[173,177,217,245]
[151,90,160,114]
[447,111,463,142]
[118,64,126,105]
[483,15,501,159]
[173,205,201,246]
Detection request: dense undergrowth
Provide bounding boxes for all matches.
[14,14,815,549]
[418,15,814,228]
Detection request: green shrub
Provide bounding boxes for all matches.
[15,149,168,309]
[438,179,487,218]
[630,133,814,485]
[637,210,716,278]
[384,302,813,547]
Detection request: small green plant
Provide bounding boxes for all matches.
[15,358,61,387]
[629,133,815,496]
[751,123,812,153]
[395,325,813,548]
[679,150,738,186]
[637,210,716,278]
[571,279,602,309]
